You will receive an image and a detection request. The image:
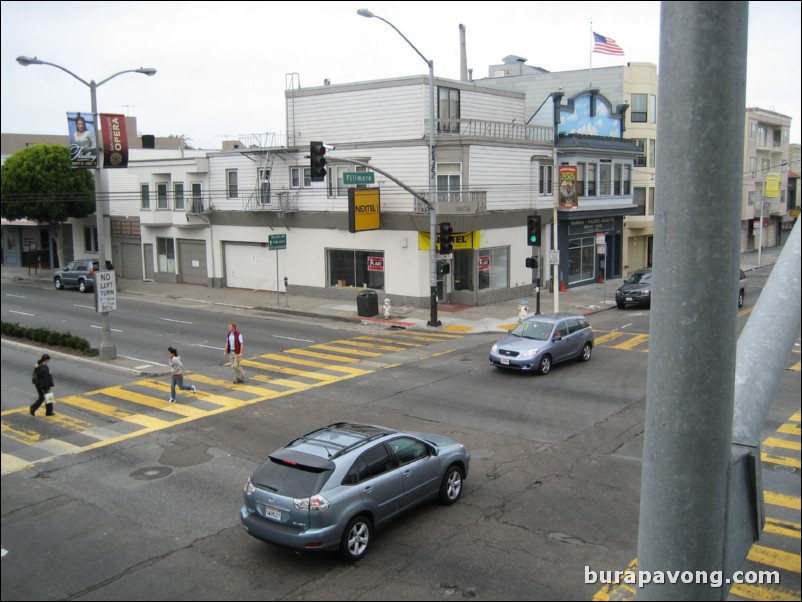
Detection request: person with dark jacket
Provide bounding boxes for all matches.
[29,354,55,417]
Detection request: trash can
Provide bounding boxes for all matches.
[357,289,379,317]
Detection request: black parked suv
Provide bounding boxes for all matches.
[615,268,652,309]
[54,259,113,293]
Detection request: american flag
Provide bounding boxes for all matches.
[593,32,624,56]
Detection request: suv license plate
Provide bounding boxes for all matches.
[263,505,281,521]
[626,297,634,302]
[500,357,510,365]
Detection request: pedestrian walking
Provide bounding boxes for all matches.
[167,346,197,403]
[29,353,55,417]
[224,322,246,383]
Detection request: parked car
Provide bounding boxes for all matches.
[488,312,594,375]
[240,422,470,560]
[615,268,652,309]
[738,269,746,308]
[54,259,113,293]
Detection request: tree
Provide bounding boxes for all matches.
[166,134,194,149]
[1,144,95,268]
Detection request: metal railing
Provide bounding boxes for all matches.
[436,118,553,143]
[414,189,487,214]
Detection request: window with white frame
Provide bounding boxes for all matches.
[757,126,767,146]
[227,169,238,198]
[438,87,460,133]
[614,164,622,195]
[259,168,271,205]
[157,237,175,273]
[437,163,461,202]
[576,163,585,197]
[649,95,657,123]
[750,122,757,138]
[634,187,646,216]
[290,166,311,189]
[749,157,756,177]
[624,165,632,195]
[599,161,612,196]
[649,139,656,168]
[174,182,185,210]
[84,226,98,253]
[633,139,647,167]
[140,184,150,209]
[539,164,553,195]
[631,93,648,122]
[587,163,597,197]
[157,183,169,209]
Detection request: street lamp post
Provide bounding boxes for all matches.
[17,56,156,360]
[357,9,440,327]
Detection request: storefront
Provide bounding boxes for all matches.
[557,213,630,288]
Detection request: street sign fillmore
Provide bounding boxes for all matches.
[343,172,375,185]
[268,234,286,250]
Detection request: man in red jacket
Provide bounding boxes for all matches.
[224,322,246,383]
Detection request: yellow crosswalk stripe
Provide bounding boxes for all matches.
[611,334,650,350]
[1,421,41,444]
[764,518,801,540]
[778,423,801,437]
[282,348,360,363]
[594,331,630,344]
[329,338,408,351]
[102,384,208,417]
[258,352,369,373]
[308,343,384,357]
[764,491,801,511]
[42,413,95,432]
[761,452,801,468]
[58,395,134,419]
[763,437,801,452]
[746,545,801,573]
[243,360,345,382]
[729,582,802,601]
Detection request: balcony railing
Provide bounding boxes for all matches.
[186,195,213,215]
[436,118,553,143]
[414,190,487,214]
[243,189,298,212]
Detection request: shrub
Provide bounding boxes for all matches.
[1,321,98,356]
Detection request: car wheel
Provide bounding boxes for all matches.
[537,354,552,375]
[78,280,88,293]
[738,289,744,308]
[54,277,64,290]
[439,465,464,505]
[616,301,624,309]
[579,342,592,362]
[339,515,372,561]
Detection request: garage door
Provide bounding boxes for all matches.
[120,242,144,280]
[178,239,208,285]
[224,242,280,290]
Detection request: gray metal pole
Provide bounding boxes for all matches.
[637,3,748,600]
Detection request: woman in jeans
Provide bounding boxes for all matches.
[167,346,197,403]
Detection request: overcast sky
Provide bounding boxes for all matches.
[1,1,799,149]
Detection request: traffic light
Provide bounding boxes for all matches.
[437,263,450,276]
[527,215,542,246]
[438,223,453,254]
[525,257,538,269]
[310,141,327,182]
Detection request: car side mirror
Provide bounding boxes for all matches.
[428,444,439,457]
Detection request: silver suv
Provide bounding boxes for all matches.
[240,422,470,560]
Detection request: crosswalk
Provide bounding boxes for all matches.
[593,410,802,601]
[1,331,463,475]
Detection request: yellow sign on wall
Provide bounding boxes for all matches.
[765,173,780,198]
[348,188,381,233]
[419,230,479,251]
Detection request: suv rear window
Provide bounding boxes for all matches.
[250,455,334,497]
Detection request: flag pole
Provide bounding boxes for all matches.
[589,19,593,87]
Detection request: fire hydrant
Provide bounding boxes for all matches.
[517,298,529,323]
[383,298,392,319]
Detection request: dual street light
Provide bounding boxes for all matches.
[17,56,156,360]
[357,9,441,327]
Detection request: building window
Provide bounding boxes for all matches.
[157,237,176,273]
[191,182,203,213]
[576,164,585,197]
[599,161,612,196]
[648,187,656,216]
[478,247,509,291]
[631,93,648,123]
[624,165,632,195]
[291,166,311,189]
[614,165,622,195]
[174,182,185,210]
[568,237,595,284]
[650,95,657,124]
[227,169,238,198]
[587,163,597,197]
[749,157,756,177]
[633,139,647,167]
[140,184,150,209]
[259,168,271,205]
[327,249,384,290]
[157,183,169,210]
[634,187,646,216]
[750,122,757,138]
[437,163,462,201]
[438,87,460,133]
[539,164,553,195]
[757,126,767,146]
[84,227,98,253]
[649,139,656,168]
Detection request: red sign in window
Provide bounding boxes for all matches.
[478,255,490,271]
[367,256,384,272]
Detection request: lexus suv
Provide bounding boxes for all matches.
[240,422,470,560]
[615,268,652,309]
[54,259,103,293]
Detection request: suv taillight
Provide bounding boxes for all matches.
[88,265,94,276]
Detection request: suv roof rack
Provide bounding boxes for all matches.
[287,422,397,459]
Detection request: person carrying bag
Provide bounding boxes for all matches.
[29,354,55,417]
